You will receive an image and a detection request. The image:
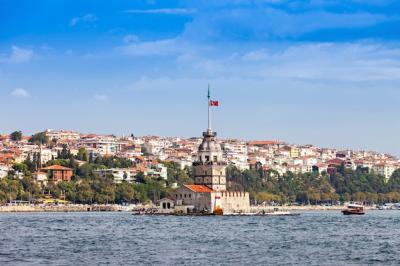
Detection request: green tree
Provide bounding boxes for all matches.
[12,162,30,176]
[76,147,89,162]
[135,172,146,184]
[29,132,49,145]
[116,183,135,203]
[58,144,72,159]
[20,176,41,199]
[10,131,22,141]
[387,169,400,192]
[76,181,93,204]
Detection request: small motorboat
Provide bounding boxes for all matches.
[342,204,365,215]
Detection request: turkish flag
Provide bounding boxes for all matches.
[209,100,219,106]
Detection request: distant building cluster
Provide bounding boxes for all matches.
[0,129,399,184]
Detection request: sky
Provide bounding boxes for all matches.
[1,0,400,155]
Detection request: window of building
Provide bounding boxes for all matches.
[205,155,210,162]
[213,156,217,162]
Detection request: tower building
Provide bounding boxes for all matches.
[193,132,226,191]
[174,87,250,214]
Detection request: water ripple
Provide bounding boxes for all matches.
[0,211,399,265]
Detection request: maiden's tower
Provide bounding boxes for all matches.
[174,88,250,214]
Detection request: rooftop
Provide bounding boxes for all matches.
[184,184,214,193]
[41,165,73,171]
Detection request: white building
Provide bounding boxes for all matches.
[147,164,168,180]
[0,164,10,179]
[94,168,138,183]
[372,164,398,179]
[79,136,125,156]
[45,129,80,141]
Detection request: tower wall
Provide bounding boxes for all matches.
[193,130,227,192]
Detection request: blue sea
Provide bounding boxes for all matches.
[0,211,399,265]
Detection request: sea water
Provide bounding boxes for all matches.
[0,211,399,265]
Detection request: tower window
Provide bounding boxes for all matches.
[213,156,217,162]
[205,155,210,162]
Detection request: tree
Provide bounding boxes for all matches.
[76,181,93,204]
[135,172,146,184]
[92,175,115,204]
[29,132,49,145]
[0,179,21,203]
[387,169,400,192]
[76,147,89,162]
[56,181,76,202]
[59,144,72,159]
[165,162,192,186]
[20,176,41,199]
[12,162,30,176]
[255,191,280,204]
[10,131,22,141]
[76,163,94,179]
[24,154,35,172]
[116,183,135,204]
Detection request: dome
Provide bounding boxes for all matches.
[198,138,222,153]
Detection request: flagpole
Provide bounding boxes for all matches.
[207,84,211,132]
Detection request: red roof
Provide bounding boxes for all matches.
[327,158,344,166]
[248,140,281,146]
[41,165,72,171]
[184,184,213,193]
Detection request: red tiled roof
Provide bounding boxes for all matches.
[327,158,344,165]
[248,140,281,146]
[41,165,72,171]
[184,184,213,193]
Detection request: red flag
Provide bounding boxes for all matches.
[209,100,219,106]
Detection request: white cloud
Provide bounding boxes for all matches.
[170,42,400,83]
[0,46,34,64]
[94,94,108,102]
[11,88,29,98]
[124,8,195,15]
[118,39,181,56]
[69,14,97,27]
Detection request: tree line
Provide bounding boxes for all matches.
[226,164,400,205]
[0,149,191,204]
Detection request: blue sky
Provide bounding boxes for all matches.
[1,0,400,155]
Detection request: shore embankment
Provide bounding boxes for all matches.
[0,204,120,212]
[0,204,377,213]
[251,205,376,212]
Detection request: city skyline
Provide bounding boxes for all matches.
[1,1,400,156]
